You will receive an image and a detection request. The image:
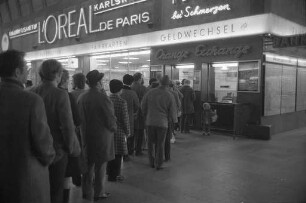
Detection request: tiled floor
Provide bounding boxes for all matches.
[70,128,306,203]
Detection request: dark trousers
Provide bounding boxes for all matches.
[49,154,68,203]
[135,129,144,154]
[165,123,172,161]
[82,160,107,198]
[147,126,167,168]
[203,123,211,133]
[127,136,135,155]
[107,155,123,180]
[181,114,192,132]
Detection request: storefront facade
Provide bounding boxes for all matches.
[1,0,306,136]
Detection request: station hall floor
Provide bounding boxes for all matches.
[70,128,306,203]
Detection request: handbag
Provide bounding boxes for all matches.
[211,110,218,123]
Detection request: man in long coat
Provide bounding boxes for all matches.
[131,72,147,156]
[0,50,55,203]
[78,70,117,201]
[180,79,196,133]
[121,74,139,157]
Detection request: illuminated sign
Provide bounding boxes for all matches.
[265,53,297,66]
[24,14,306,61]
[9,23,38,38]
[1,33,9,51]
[7,0,150,44]
[93,0,148,14]
[171,4,231,20]
[155,44,251,62]
[156,49,190,62]
[160,23,236,42]
[273,34,306,48]
[195,45,251,58]
[172,0,188,4]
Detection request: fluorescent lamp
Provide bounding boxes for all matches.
[123,57,139,60]
[118,61,132,64]
[212,63,238,68]
[176,64,194,69]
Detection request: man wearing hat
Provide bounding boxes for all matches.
[141,75,177,170]
[78,70,117,201]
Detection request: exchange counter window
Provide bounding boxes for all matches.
[209,61,260,103]
[209,62,238,103]
[172,64,195,88]
[90,49,150,93]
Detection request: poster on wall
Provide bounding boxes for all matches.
[193,70,201,91]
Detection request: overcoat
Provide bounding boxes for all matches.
[131,82,147,129]
[110,94,130,155]
[141,86,177,128]
[78,88,116,163]
[120,86,139,137]
[180,85,196,114]
[30,81,79,161]
[0,79,55,203]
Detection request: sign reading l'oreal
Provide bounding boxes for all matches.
[171,0,231,20]
[7,0,150,44]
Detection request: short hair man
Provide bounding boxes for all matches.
[0,50,55,203]
[131,72,147,156]
[78,70,116,201]
[141,75,177,170]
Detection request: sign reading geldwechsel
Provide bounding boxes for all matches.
[7,0,150,44]
[273,34,306,48]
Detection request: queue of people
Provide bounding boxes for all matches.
[0,49,200,203]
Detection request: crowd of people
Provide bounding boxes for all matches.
[0,49,206,203]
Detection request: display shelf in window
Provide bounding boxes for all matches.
[238,61,260,92]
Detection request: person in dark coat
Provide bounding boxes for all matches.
[121,74,139,159]
[78,70,116,201]
[141,75,177,170]
[30,59,80,203]
[131,72,147,156]
[0,50,55,203]
[58,69,83,203]
[108,79,130,181]
[180,79,196,133]
[71,73,86,101]
[147,77,159,91]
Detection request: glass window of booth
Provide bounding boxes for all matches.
[172,64,195,88]
[208,61,260,103]
[209,62,238,103]
[296,67,306,111]
[90,49,150,93]
[264,63,297,116]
